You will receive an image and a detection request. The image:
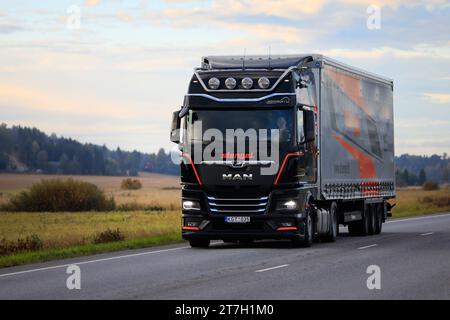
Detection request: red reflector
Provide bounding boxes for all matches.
[182,226,200,231]
[276,226,298,231]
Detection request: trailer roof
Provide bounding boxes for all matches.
[201,54,393,85]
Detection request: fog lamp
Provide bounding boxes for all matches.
[258,77,270,89]
[183,200,201,211]
[241,77,253,89]
[208,77,220,89]
[225,77,237,89]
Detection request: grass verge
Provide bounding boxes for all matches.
[0,233,182,268]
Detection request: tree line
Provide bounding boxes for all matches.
[0,123,448,183]
[0,124,178,176]
[395,153,449,186]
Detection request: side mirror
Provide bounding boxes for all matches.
[170,110,181,143]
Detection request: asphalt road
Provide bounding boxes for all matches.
[1,212,450,300]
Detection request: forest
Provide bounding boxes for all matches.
[0,123,448,184]
[0,124,178,176]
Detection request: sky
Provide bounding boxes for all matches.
[0,0,449,155]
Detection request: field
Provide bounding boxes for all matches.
[0,173,449,267]
[0,173,182,267]
[392,187,450,218]
[0,172,181,210]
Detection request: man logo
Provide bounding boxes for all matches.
[222,173,253,181]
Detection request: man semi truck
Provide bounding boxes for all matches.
[170,54,395,248]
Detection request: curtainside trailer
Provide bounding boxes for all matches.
[170,54,395,248]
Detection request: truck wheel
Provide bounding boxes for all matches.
[360,205,370,236]
[348,204,369,236]
[368,204,376,235]
[374,203,383,234]
[189,238,210,248]
[293,213,313,247]
[322,202,338,242]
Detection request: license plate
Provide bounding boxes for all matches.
[225,216,251,223]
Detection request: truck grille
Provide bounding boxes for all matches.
[207,196,268,214]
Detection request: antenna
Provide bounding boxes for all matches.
[268,46,271,69]
[242,48,246,70]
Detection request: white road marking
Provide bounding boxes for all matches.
[386,212,450,224]
[420,232,434,236]
[357,244,378,250]
[255,264,289,273]
[0,246,188,278]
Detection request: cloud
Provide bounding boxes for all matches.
[340,0,448,9]
[397,119,450,128]
[0,24,27,34]
[423,93,450,104]
[322,43,450,61]
[395,137,450,155]
[84,0,101,7]
[0,83,151,120]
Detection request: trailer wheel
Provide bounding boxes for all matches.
[322,202,338,242]
[374,203,383,234]
[189,238,210,248]
[348,204,369,236]
[368,204,376,235]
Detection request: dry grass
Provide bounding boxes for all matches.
[0,173,182,258]
[0,210,181,250]
[0,173,181,210]
[0,172,179,190]
[392,187,450,218]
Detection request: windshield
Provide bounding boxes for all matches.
[185,109,294,143]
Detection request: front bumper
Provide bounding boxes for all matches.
[181,187,309,241]
[182,215,306,241]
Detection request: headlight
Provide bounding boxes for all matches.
[276,200,298,211]
[225,77,237,89]
[208,77,220,89]
[241,77,253,89]
[183,200,201,211]
[258,77,270,89]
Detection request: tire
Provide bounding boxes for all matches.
[293,212,313,247]
[348,204,369,236]
[322,202,338,242]
[189,238,210,248]
[368,204,376,235]
[360,205,370,236]
[374,203,383,235]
